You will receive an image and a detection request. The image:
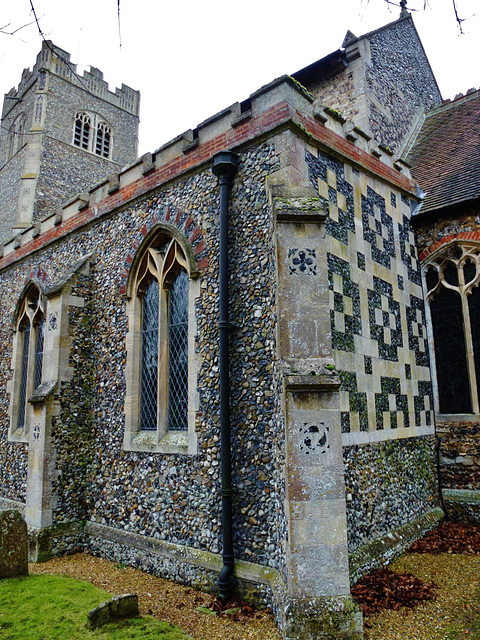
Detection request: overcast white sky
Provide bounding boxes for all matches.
[1,0,478,156]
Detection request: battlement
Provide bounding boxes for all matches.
[1,74,415,262]
[3,41,139,117]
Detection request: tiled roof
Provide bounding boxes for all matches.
[408,90,480,214]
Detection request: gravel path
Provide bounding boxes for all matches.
[29,553,282,640]
[29,548,480,639]
[364,553,480,640]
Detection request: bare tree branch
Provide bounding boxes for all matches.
[452,0,465,33]
[0,17,37,36]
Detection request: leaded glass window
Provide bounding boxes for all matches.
[11,285,45,437]
[34,317,45,390]
[430,288,470,413]
[17,324,31,431]
[140,279,159,431]
[135,237,190,434]
[168,270,189,431]
[424,244,480,414]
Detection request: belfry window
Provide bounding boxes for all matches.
[73,112,91,150]
[73,112,112,158]
[8,113,26,159]
[124,229,199,453]
[95,122,111,158]
[424,244,480,414]
[9,285,45,440]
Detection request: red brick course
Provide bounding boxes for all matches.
[0,96,418,273]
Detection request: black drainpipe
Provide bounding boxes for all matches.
[212,151,239,604]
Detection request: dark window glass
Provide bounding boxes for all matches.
[444,262,459,286]
[17,323,31,430]
[34,318,45,390]
[468,286,480,408]
[74,114,90,150]
[140,279,159,431]
[168,270,189,431]
[430,287,471,413]
[464,259,476,284]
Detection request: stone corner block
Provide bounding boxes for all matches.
[87,593,139,629]
[0,510,28,578]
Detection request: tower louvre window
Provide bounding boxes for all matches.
[74,112,91,150]
[8,113,26,160]
[73,112,112,158]
[95,122,111,158]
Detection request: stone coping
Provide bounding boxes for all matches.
[1,73,415,266]
[443,489,480,504]
[349,507,444,583]
[0,498,25,514]
[85,521,285,591]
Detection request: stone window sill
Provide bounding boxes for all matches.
[123,429,197,455]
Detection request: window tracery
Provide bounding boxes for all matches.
[9,284,45,440]
[124,231,199,453]
[73,111,112,158]
[424,243,480,414]
[8,113,26,159]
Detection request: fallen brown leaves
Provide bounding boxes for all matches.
[205,598,266,623]
[352,521,480,620]
[408,521,480,555]
[351,568,436,617]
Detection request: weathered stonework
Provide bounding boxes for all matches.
[0,41,139,245]
[87,594,139,629]
[0,509,28,577]
[0,15,456,639]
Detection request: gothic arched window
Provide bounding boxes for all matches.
[8,284,45,440]
[8,113,26,159]
[73,112,112,158]
[95,122,111,158]
[124,230,199,454]
[424,244,480,414]
[73,112,91,150]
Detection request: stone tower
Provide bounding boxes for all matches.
[0,41,140,246]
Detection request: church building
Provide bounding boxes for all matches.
[0,9,478,640]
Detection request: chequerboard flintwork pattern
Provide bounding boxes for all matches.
[306,150,434,442]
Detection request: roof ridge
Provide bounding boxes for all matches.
[426,88,480,117]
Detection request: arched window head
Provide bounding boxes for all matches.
[424,243,480,414]
[124,232,199,454]
[136,238,189,432]
[9,285,45,440]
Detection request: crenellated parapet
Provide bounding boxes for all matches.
[2,40,139,119]
[1,73,416,263]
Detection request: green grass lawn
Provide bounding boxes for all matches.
[0,574,191,640]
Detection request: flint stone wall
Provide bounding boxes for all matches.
[0,141,288,578]
[365,17,442,151]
